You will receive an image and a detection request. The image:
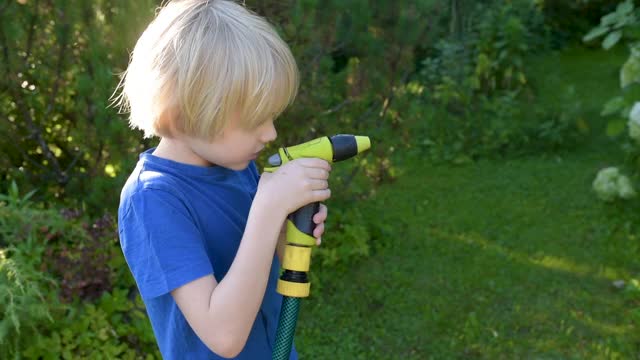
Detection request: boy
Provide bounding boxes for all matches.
[115,1,331,358]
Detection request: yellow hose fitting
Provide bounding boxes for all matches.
[286,220,316,246]
[282,245,311,272]
[277,279,310,298]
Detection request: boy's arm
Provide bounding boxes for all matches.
[171,194,284,358]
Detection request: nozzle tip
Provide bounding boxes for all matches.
[355,136,371,153]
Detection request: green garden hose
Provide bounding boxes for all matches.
[272,297,300,360]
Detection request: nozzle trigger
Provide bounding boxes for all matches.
[268,153,282,166]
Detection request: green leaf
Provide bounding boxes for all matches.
[621,52,640,87]
[9,181,19,201]
[601,96,626,116]
[603,30,623,49]
[602,12,620,27]
[606,119,627,137]
[21,189,37,204]
[617,0,634,16]
[614,13,636,29]
[583,26,609,42]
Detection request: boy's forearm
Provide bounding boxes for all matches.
[206,194,285,355]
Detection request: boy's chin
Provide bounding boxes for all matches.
[224,161,251,171]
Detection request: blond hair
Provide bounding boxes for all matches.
[113,0,299,139]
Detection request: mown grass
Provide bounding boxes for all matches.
[296,46,640,359]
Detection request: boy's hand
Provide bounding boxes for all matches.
[313,204,328,246]
[257,158,331,218]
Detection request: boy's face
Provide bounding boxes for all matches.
[186,113,277,170]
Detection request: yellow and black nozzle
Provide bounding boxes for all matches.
[264,134,371,298]
[264,134,370,172]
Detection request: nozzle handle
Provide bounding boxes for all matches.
[289,202,320,238]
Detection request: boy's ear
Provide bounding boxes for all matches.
[155,106,182,139]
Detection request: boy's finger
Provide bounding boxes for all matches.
[313,205,328,223]
[306,168,330,180]
[308,179,329,191]
[311,188,331,202]
[313,223,325,238]
[296,158,331,170]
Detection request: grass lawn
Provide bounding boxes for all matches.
[296,46,640,359]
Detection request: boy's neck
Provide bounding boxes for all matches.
[153,137,214,167]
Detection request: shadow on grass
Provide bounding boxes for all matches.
[413,226,638,358]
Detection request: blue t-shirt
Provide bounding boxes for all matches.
[118,149,298,360]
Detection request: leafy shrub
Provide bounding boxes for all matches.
[413,82,584,162]
[252,0,444,191]
[583,0,640,187]
[42,211,119,302]
[413,2,588,162]
[0,183,156,358]
[0,241,61,355]
[583,0,640,141]
[623,279,640,327]
[0,182,64,354]
[422,1,547,96]
[583,0,638,50]
[1,0,444,215]
[470,2,546,95]
[0,0,157,215]
[314,207,371,270]
[540,0,618,46]
[1,185,121,301]
[582,1,640,332]
[23,289,158,360]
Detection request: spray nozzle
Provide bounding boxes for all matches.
[265,134,371,171]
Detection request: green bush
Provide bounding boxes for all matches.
[412,1,588,162]
[581,0,640,330]
[1,0,443,215]
[0,182,65,354]
[251,0,444,190]
[0,241,61,355]
[471,2,546,94]
[0,0,158,215]
[540,0,618,46]
[0,184,157,358]
[582,0,640,184]
[583,0,640,141]
[23,290,158,360]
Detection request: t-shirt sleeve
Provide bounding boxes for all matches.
[118,189,213,300]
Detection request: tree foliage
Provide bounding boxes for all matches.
[0,0,446,213]
[0,0,156,213]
